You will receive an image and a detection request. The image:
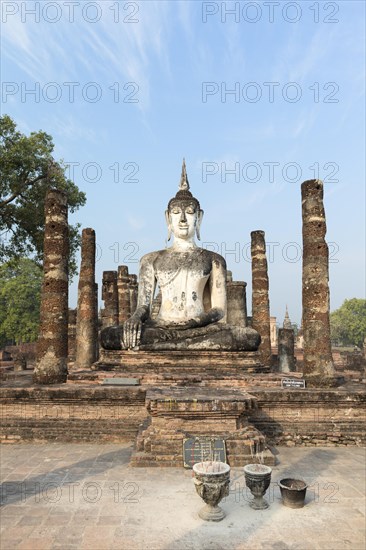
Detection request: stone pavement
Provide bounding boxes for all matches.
[0,443,365,550]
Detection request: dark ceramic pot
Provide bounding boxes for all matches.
[279,478,307,508]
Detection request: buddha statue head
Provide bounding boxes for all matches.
[165,159,204,242]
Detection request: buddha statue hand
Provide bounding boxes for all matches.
[121,305,149,349]
[122,315,142,349]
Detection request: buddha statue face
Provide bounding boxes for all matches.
[165,159,204,242]
[166,200,203,242]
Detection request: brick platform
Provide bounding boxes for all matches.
[132,387,274,467]
[67,349,270,387]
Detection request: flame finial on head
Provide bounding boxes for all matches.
[179,158,190,191]
[167,158,200,211]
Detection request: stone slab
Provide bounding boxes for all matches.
[102,377,140,386]
[146,387,258,417]
[95,349,266,370]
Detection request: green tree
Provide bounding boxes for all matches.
[330,298,366,348]
[0,115,86,278]
[0,258,42,347]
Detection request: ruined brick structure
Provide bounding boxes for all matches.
[251,230,271,366]
[68,309,77,362]
[226,281,248,327]
[117,265,131,323]
[278,328,296,373]
[270,317,277,348]
[101,271,119,328]
[33,189,69,384]
[75,228,98,369]
[12,350,26,372]
[129,274,138,314]
[301,180,335,386]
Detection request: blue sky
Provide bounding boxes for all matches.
[1,0,365,324]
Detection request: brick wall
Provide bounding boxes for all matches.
[1,386,364,447]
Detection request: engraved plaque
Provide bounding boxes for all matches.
[183,436,226,469]
[281,378,306,389]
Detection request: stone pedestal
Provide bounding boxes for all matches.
[131,387,273,467]
[75,228,98,369]
[34,189,69,385]
[301,180,335,386]
[251,231,271,366]
[68,349,271,389]
[278,328,296,373]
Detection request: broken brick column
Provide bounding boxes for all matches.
[227,281,248,327]
[101,271,119,328]
[251,230,271,366]
[33,189,69,384]
[75,228,98,369]
[117,265,131,323]
[129,274,138,315]
[302,179,335,386]
[278,328,296,373]
[13,350,27,372]
[68,309,77,362]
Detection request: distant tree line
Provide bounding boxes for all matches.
[330,298,366,349]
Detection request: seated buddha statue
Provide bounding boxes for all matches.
[101,160,260,351]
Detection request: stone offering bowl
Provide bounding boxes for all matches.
[244,464,272,510]
[193,461,231,521]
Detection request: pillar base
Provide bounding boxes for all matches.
[33,355,68,385]
[304,373,342,388]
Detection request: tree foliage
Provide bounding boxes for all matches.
[330,298,366,348]
[0,258,43,347]
[0,115,86,278]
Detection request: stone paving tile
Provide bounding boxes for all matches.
[1,444,365,550]
[0,539,23,550]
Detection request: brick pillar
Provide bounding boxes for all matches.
[129,274,138,315]
[101,271,119,328]
[75,228,98,369]
[33,189,68,384]
[278,328,296,373]
[227,281,248,327]
[302,179,335,386]
[118,265,131,323]
[94,282,99,361]
[251,230,271,366]
[270,317,278,348]
[68,309,77,362]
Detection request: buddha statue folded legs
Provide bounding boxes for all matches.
[100,160,261,353]
[101,321,260,351]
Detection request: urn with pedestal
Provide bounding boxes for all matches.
[193,461,230,521]
[244,464,272,510]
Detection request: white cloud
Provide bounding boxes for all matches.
[1,1,172,111]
